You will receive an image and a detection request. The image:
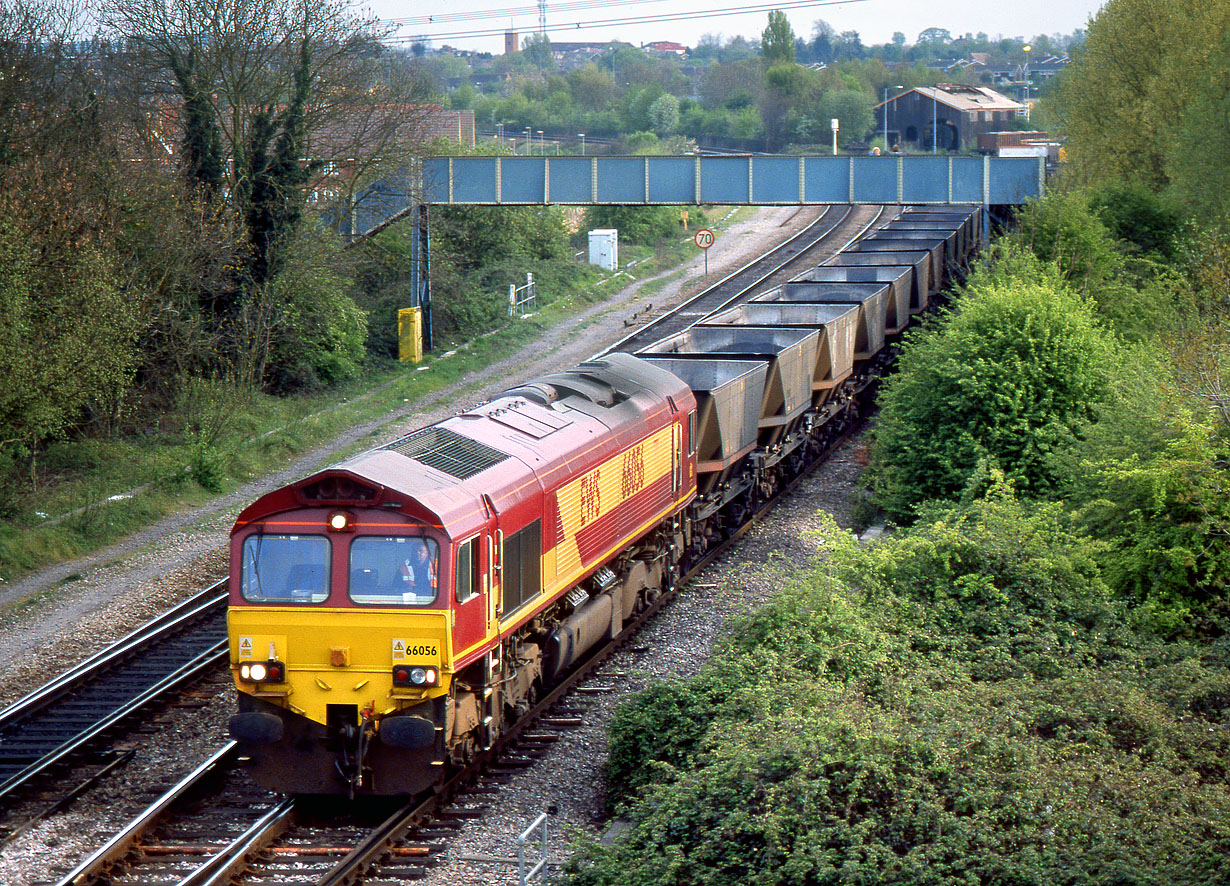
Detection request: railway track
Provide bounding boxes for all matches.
[0,584,228,826]
[2,203,880,834]
[47,427,854,886]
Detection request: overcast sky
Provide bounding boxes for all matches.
[369,0,1107,55]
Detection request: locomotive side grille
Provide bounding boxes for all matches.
[383,426,509,480]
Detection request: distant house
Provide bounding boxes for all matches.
[644,41,687,57]
[876,85,1022,152]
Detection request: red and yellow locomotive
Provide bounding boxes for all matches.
[227,354,696,796]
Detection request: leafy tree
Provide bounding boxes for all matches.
[809,19,834,63]
[1052,0,1230,195]
[1087,182,1184,259]
[1008,191,1125,287]
[568,64,617,110]
[834,30,865,60]
[102,0,425,303]
[917,26,952,44]
[582,205,687,243]
[0,208,139,478]
[1169,27,1230,223]
[869,252,1117,521]
[761,63,818,148]
[647,93,680,136]
[760,10,796,66]
[815,89,874,142]
[522,33,554,70]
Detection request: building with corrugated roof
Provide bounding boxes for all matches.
[876,85,1023,152]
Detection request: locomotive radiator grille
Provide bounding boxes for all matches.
[384,426,509,480]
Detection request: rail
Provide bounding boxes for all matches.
[0,583,229,807]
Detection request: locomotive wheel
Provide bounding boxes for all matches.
[451,733,478,766]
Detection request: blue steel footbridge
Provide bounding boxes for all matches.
[366,152,1044,350]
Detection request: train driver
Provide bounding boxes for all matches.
[398,542,438,602]
[349,536,439,605]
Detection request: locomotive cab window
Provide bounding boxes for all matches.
[241,534,331,603]
[688,410,697,455]
[349,536,439,605]
[455,536,480,603]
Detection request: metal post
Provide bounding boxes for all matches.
[418,204,433,351]
[932,90,937,153]
[579,132,585,155]
[882,87,888,151]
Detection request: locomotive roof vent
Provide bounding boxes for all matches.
[383,426,509,480]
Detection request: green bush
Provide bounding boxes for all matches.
[1088,182,1185,260]
[1008,190,1124,287]
[567,502,1230,886]
[868,254,1117,521]
[582,205,691,245]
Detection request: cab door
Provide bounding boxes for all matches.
[450,528,490,660]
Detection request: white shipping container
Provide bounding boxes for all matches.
[998,145,1048,158]
[588,229,618,271]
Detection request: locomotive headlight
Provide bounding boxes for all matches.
[239,660,285,684]
[328,511,350,531]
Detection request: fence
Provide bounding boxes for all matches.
[509,272,537,318]
[518,812,549,885]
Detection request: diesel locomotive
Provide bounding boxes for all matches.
[226,205,981,796]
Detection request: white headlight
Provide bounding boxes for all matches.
[410,666,427,685]
[248,662,268,681]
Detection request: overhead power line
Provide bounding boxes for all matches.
[382,0,691,27]
[382,0,867,45]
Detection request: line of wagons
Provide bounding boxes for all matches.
[225,204,981,797]
[629,205,981,563]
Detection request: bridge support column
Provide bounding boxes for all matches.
[410,204,433,352]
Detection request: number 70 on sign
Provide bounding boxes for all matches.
[694,227,714,274]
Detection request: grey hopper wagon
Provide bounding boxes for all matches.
[698,302,858,410]
[826,251,932,314]
[753,282,889,360]
[865,230,958,287]
[789,265,912,327]
[883,219,971,263]
[637,325,820,449]
[898,207,981,257]
[636,357,766,496]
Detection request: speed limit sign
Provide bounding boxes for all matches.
[693,228,715,249]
